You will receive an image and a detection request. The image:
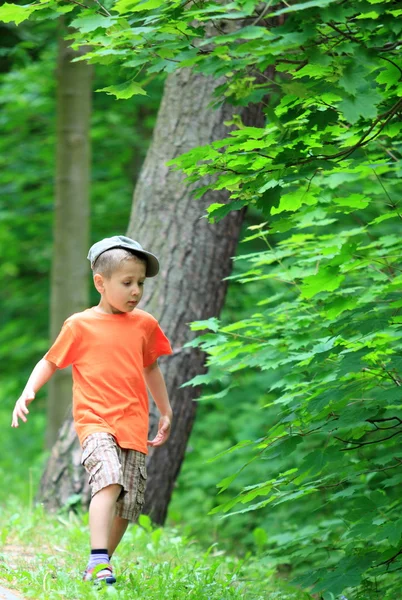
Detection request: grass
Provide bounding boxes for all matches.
[0,407,312,599]
[0,498,312,600]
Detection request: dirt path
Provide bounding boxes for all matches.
[0,587,24,600]
[1,544,34,600]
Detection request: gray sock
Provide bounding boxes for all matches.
[88,549,110,571]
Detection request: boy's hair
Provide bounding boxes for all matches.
[93,248,147,279]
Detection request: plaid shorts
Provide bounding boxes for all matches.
[81,432,147,522]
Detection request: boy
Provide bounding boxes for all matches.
[11,235,173,585]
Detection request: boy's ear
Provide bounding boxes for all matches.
[93,273,105,294]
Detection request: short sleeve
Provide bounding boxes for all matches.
[44,322,78,369]
[143,322,172,368]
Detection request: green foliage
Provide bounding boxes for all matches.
[0,17,164,562]
[0,3,43,25]
[0,24,163,411]
[185,201,402,598]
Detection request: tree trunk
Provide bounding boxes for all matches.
[127,69,248,524]
[38,69,264,520]
[45,33,92,448]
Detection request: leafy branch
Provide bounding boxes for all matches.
[334,429,402,451]
[376,548,402,570]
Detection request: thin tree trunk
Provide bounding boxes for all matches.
[45,33,92,448]
[38,69,264,519]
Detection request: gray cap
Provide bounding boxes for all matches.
[87,235,159,277]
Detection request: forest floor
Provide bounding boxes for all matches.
[0,502,311,600]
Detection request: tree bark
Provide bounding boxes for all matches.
[38,68,264,520]
[127,69,247,523]
[45,33,92,448]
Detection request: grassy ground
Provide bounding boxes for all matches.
[0,498,312,600]
[0,408,313,599]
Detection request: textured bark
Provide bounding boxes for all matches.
[45,34,92,448]
[40,411,92,510]
[127,69,250,523]
[38,68,263,520]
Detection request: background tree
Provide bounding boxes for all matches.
[46,29,92,447]
[0,16,162,501]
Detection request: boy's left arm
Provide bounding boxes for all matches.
[144,360,173,447]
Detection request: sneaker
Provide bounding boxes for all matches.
[83,563,116,585]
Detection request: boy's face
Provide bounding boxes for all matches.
[95,259,146,314]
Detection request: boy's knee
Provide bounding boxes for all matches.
[106,483,123,497]
[95,483,123,501]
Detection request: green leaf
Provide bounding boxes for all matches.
[180,373,215,388]
[96,80,147,99]
[376,62,402,90]
[207,440,254,463]
[198,386,234,402]
[333,193,370,211]
[138,514,153,532]
[338,63,369,96]
[322,297,358,319]
[217,472,240,492]
[272,0,336,16]
[256,185,282,218]
[271,189,317,215]
[206,200,247,222]
[368,211,399,225]
[190,317,220,332]
[213,25,268,44]
[301,267,344,298]
[71,14,116,33]
[0,2,38,25]
[253,527,268,549]
[311,336,338,354]
[381,519,402,547]
[356,9,380,19]
[114,0,165,14]
[338,90,381,123]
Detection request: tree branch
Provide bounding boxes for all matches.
[376,547,402,569]
[317,461,400,490]
[335,429,402,451]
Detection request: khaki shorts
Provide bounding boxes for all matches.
[81,432,147,522]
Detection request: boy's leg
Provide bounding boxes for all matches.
[81,434,126,583]
[89,483,122,549]
[84,484,122,583]
[108,515,130,558]
[110,449,146,558]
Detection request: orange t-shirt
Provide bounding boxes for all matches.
[44,307,172,454]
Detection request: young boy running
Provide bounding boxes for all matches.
[11,235,173,585]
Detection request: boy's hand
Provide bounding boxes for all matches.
[11,390,35,427]
[147,415,171,447]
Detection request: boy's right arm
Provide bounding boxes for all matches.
[11,358,58,428]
